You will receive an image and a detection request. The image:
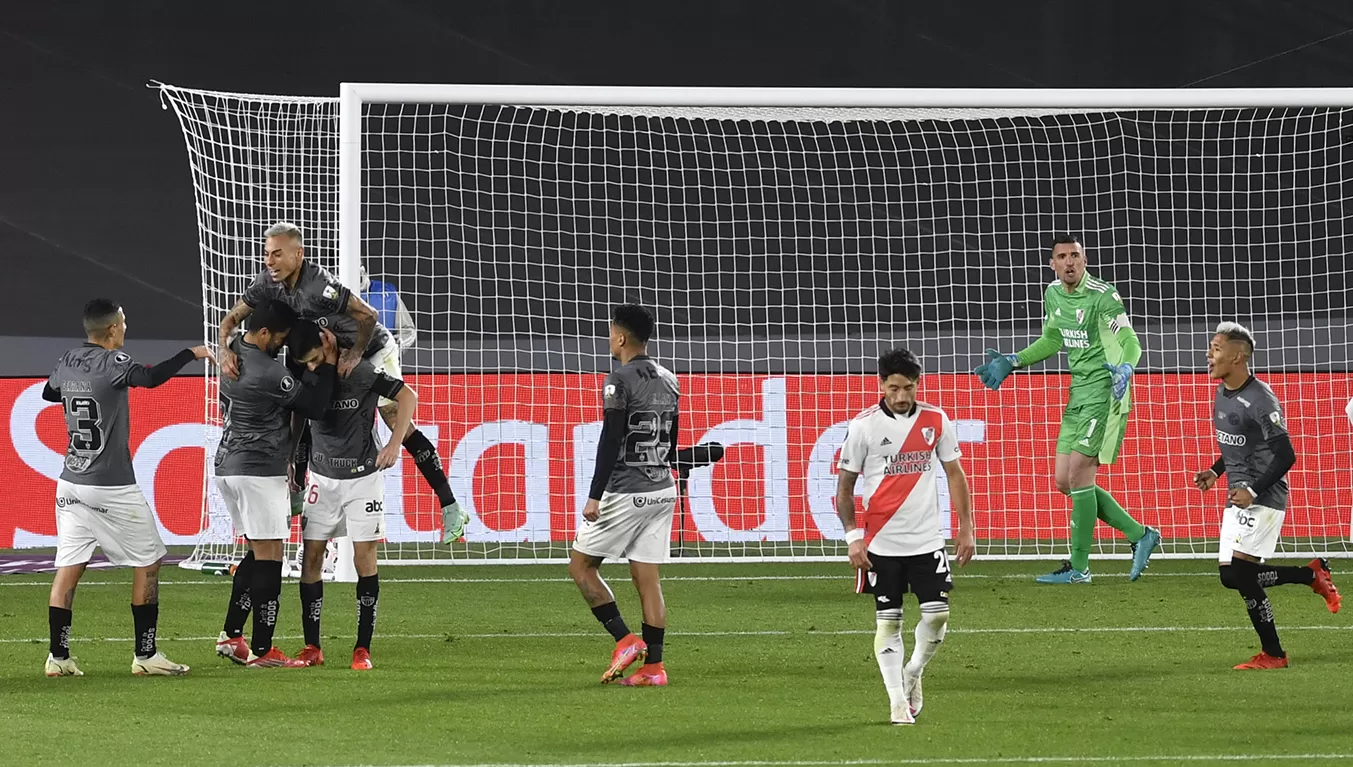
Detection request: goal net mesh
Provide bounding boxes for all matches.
[157,84,1353,566]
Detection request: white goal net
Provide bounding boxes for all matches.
[157,83,1353,568]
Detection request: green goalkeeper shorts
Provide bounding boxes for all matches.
[1056,399,1129,464]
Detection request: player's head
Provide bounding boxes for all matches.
[1049,233,1086,287]
[1207,321,1254,380]
[877,348,922,413]
[287,320,326,370]
[83,298,127,349]
[263,221,305,285]
[244,299,299,354]
[609,304,654,361]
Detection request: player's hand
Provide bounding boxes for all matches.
[219,347,239,380]
[191,345,217,365]
[1229,486,1255,508]
[974,349,1016,391]
[848,538,871,571]
[954,528,976,567]
[1103,363,1133,400]
[318,329,339,364]
[582,498,601,522]
[375,440,400,470]
[1194,468,1219,491]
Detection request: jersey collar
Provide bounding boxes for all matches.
[1221,374,1257,397]
[1071,272,1097,294]
[878,398,917,420]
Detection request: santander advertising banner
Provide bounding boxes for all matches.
[2,373,1349,549]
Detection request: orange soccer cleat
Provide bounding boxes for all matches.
[600,633,647,684]
[351,648,373,671]
[1309,558,1342,614]
[215,632,250,666]
[1234,651,1289,670]
[246,647,308,669]
[618,662,667,687]
[295,645,325,667]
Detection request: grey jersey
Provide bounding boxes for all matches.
[242,261,391,357]
[602,355,680,494]
[309,360,405,480]
[46,345,140,486]
[215,337,305,477]
[1214,376,1290,510]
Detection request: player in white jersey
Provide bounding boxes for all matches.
[836,348,976,725]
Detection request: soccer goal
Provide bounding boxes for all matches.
[156,82,1353,571]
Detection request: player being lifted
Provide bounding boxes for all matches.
[1193,322,1340,669]
[975,234,1161,583]
[42,299,213,677]
[216,222,468,543]
[288,320,417,670]
[569,305,680,687]
[837,349,976,725]
[213,300,337,668]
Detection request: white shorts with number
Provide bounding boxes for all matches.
[1218,503,1285,563]
[302,473,386,542]
[54,480,167,568]
[573,489,678,564]
[371,339,402,407]
[216,475,291,541]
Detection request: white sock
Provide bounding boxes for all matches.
[874,608,906,708]
[906,602,949,676]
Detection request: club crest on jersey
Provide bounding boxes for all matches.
[323,284,339,300]
[1268,411,1284,427]
[1075,308,1085,324]
[921,427,935,445]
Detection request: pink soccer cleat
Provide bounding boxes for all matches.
[295,645,325,667]
[600,633,647,684]
[618,662,667,687]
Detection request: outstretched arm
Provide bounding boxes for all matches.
[1015,309,1064,368]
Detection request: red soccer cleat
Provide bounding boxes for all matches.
[600,633,647,684]
[246,647,308,668]
[1309,558,1341,614]
[351,648,373,671]
[618,662,667,687]
[215,632,249,666]
[295,645,324,667]
[1234,651,1289,670]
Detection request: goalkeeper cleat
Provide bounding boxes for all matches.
[1234,651,1288,670]
[216,632,250,665]
[890,702,916,726]
[351,647,373,670]
[441,501,469,543]
[618,662,667,687]
[246,647,308,668]
[132,652,190,676]
[903,666,923,719]
[1036,561,1091,584]
[45,654,84,677]
[601,633,647,684]
[1129,526,1162,581]
[295,644,325,667]
[1309,558,1341,614]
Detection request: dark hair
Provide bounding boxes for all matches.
[287,319,324,360]
[83,298,122,335]
[878,348,922,381]
[612,304,655,344]
[1050,233,1082,250]
[246,299,299,334]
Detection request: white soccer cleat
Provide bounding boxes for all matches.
[132,652,191,676]
[904,667,924,719]
[890,701,916,725]
[45,654,84,677]
[216,631,250,665]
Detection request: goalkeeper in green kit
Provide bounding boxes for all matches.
[975,234,1161,584]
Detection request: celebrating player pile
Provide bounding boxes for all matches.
[975,234,1160,583]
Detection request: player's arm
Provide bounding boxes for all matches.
[1194,455,1227,491]
[220,274,268,379]
[1097,289,1142,400]
[373,372,413,470]
[975,292,1061,391]
[1345,396,1353,428]
[835,420,870,570]
[583,377,628,520]
[339,293,379,377]
[42,374,61,402]
[936,417,975,566]
[119,347,216,389]
[1231,405,1296,508]
[394,293,418,350]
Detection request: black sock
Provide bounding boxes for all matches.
[223,551,255,638]
[403,429,456,507]
[293,427,312,486]
[132,603,159,659]
[1231,560,1285,657]
[300,580,323,648]
[642,622,665,664]
[249,559,284,658]
[591,601,630,641]
[356,574,380,651]
[1256,563,1315,588]
[49,606,72,660]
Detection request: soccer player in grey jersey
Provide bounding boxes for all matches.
[42,298,213,677]
[287,322,417,670]
[1193,322,1341,670]
[216,222,467,544]
[213,301,339,669]
[569,305,680,687]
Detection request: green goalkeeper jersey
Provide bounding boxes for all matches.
[1014,273,1143,410]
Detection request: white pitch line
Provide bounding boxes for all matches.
[315,754,1353,767]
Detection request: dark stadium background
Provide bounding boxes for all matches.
[3,0,1352,375]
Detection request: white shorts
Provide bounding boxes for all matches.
[1218,503,1285,563]
[371,339,402,407]
[573,489,678,564]
[54,480,167,569]
[302,473,386,542]
[216,475,291,541]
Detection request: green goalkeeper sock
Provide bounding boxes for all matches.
[1094,486,1145,543]
[1069,486,1098,572]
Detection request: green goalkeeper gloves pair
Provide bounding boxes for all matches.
[974,349,1132,400]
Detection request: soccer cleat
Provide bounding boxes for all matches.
[45,654,84,677]
[245,647,308,668]
[1129,526,1162,581]
[295,644,325,667]
[618,662,667,686]
[890,702,916,725]
[351,647,373,670]
[441,501,469,543]
[1036,561,1092,584]
[903,666,924,718]
[215,632,250,665]
[1309,558,1341,614]
[132,652,190,676]
[601,633,647,684]
[1234,651,1289,670]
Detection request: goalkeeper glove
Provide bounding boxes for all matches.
[975,349,1018,391]
[1103,362,1133,401]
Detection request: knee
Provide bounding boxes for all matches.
[919,602,949,638]
[567,557,593,584]
[1054,477,1072,496]
[1219,562,1255,592]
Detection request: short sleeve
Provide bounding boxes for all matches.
[311,267,351,316]
[371,371,405,399]
[263,365,303,407]
[837,419,868,474]
[108,351,138,388]
[241,271,271,308]
[936,411,962,462]
[601,372,627,412]
[1254,397,1289,441]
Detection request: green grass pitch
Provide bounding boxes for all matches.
[0,559,1350,767]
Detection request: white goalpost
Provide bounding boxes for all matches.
[157,82,1353,570]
